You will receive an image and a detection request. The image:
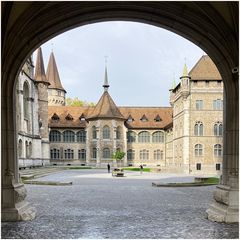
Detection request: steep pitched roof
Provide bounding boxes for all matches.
[48,106,173,129]
[189,55,221,80]
[35,47,48,83]
[87,91,125,120]
[119,107,173,129]
[48,106,92,128]
[46,52,66,92]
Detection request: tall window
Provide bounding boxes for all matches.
[92,148,97,159]
[77,130,86,142]
[63,130,75,142]
[64,149,74,159]
[23,81,30,119]
[116,126,121,139]
[154,150,163,160]
[127,131,136,143]
[29,142,32,157]
[214,144,222,157]
[140,149,149,160]
[49,130,61,142]
[50,148,60,159]
[78,149,86,160]
[196,100,203,110]
[194,121,203,136]
[18,139,23,158]
[103,125,110,139]
[103,148,110,158]
[195,144,203,156]
[216,163,221,171]
[213,99,223,110]
[127,149,135,160]
[25,141,29,158]
[138,131,150,143]
[214,122,223,136]
[152,131,164,143]
[92,126,97,139]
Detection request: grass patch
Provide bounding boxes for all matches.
[123,167,151,172]
[67,166,92,170]
[203,177,219,184]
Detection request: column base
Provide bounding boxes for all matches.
[2,182,36,222]
[2,201,36,221]
[206,184,239,223]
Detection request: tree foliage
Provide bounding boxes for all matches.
[112,150,125,161]
[66,97,95,107]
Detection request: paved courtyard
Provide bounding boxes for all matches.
[2,169,239,239]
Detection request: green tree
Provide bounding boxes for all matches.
[66,97,95,107]
[112,150,125,168]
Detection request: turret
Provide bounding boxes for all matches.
[180,63,190,99]
[35,47,50,139]
[46,51,66,106]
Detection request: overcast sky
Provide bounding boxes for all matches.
[33,21,205,107]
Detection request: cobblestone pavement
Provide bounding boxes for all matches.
[2,169,239,239]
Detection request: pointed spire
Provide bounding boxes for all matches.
[46,51,66,92]
[103,56,109,91]
[35,47,48,83]
[182,63,189,77]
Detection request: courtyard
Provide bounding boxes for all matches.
[1,169,239,239]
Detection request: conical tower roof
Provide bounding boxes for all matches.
[87,64,125,120]
[180,63,189,79]
[46,51,66,92]
[87,91,125,120]
[35,47,48,83]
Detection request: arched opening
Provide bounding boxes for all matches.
[1,2,238,227]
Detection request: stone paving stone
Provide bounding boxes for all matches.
[1,169,239,239]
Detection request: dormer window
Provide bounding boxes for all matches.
[51,113,59,121]
[140,114,148,122]
[65,113,73,121]
[79,113,85,121]
[154,114,162,122]
[127,114,134,122]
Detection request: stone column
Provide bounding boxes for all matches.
[206,74,239,223]
[2,91,36,221]
[96,122,101,166]
[85,127,90,165]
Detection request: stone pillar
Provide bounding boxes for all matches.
[206,75,239,223]
[2,92,36,221]
[85,127,90,165]
[96,123,101,166]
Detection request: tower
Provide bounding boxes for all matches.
[35,47,50,165]
[46,51,66,106]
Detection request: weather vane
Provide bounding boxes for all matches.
[51,42,54,52]
[104,55,108,65]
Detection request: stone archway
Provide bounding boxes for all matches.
[1,2,238,222]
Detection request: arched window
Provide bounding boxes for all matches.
[127,149,135,160]
[138,131,150,143]
[29,142,32,157]
[103,125,110,139]
[214,144,222,157]
[64,149,74,159]
[152,131,164,143]
[18,139,23,158]
[194,121,203,136]
[140,149,149,160]
[214,122,223,136]
[78,149,86,160]
[23,81,30,119]
[103,148,110,158]
[77,130,86,142]
[116,126,121,139]
[49,130,61,142]
[154,150,164,160]
[63,130,75,142]
[25,141,29,158]
[127,131,136,143]
[195,144,203,156]
[92,148,97,159]
[92,126,97,139]
[50,148,60,159]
